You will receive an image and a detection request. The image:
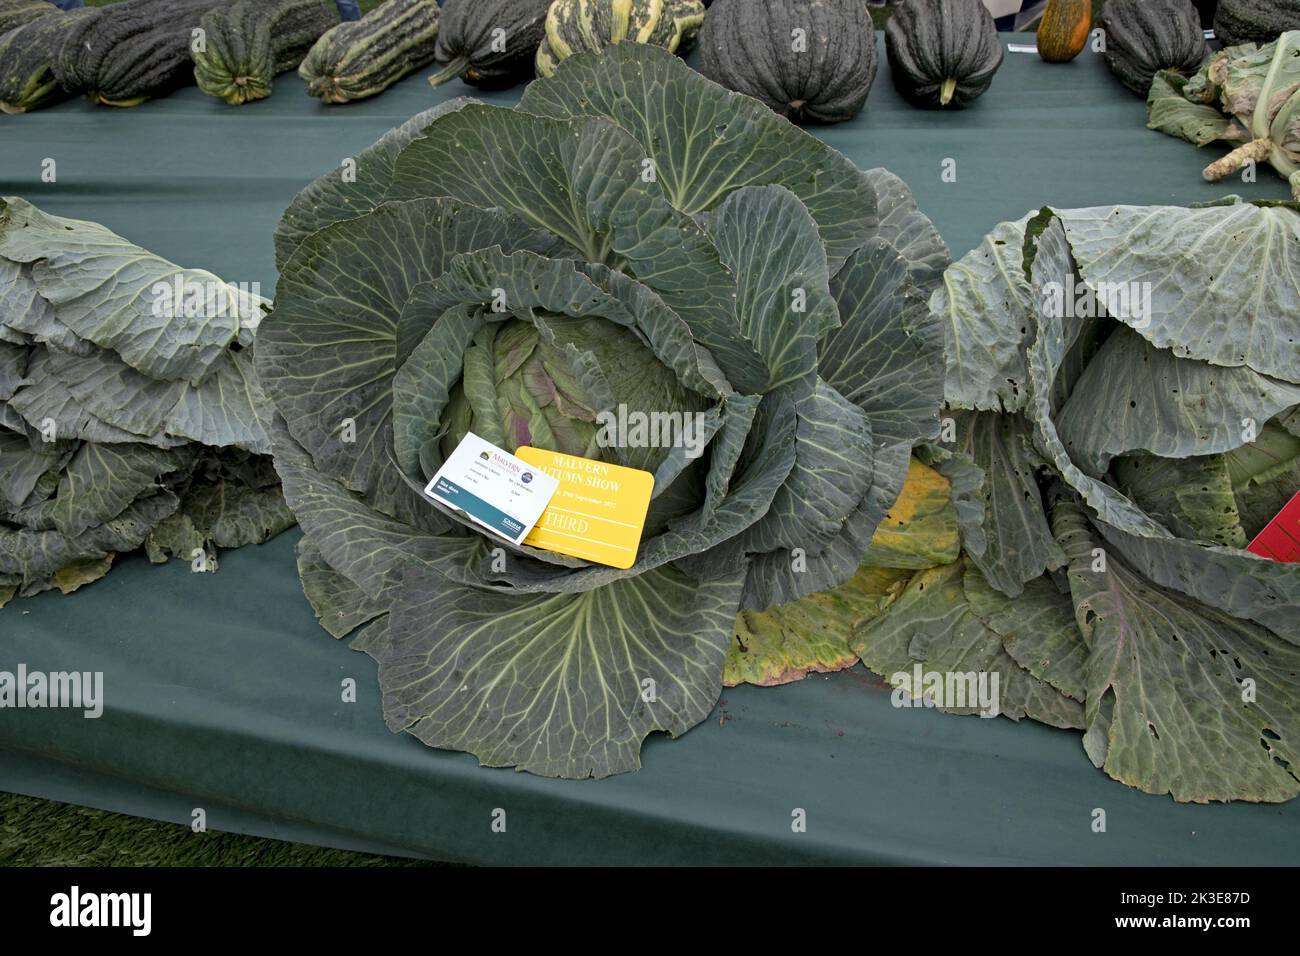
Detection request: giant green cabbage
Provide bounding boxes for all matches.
[258,43,950,778]
[857,197,1300,803]
[0,197,294,607]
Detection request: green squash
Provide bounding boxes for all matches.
[1098,0,1210,96]
[300,0,441,104]
[429,0,550,88]
[698,0,877,124]
[535,0,706,79]
[1214,0,1300,46]
[53,0,227,107]
[0,9,93,113]
[0,0,57,37]
[885,0,1003,109]
[193,0,341,106]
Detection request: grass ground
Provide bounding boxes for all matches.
[0,791,440,866]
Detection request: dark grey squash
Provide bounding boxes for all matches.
[0,0,57,37]
[885,0,1003,109]
[1099,0,1210,96]
[698,0,878,124]
[428,0,550,89]
[54,0,226,107]
[1214,0,1300,46]
[0,9,94,113]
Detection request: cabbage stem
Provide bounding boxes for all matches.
[1203,137,1273,182]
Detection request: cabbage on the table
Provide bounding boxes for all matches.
[887,198,1300,803]
[259,44,950,779]
[0,198,293,607]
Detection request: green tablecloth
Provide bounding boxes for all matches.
[2,37,1297,866]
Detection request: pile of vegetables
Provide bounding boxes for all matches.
[193,0,341,106]
[259,22,1300,800]
[261,43,950,778]
[1147,30,1300,199]
[0,197,293,608]
[4,0,1297,808]
[301,0,442,104]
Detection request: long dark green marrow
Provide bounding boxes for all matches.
[299,0,441,104]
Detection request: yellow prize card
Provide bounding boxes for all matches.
[514,447,655,569]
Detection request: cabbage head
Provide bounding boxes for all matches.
[259,44,949,778]
[889,198,1300,802]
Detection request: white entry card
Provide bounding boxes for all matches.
[425,433,560,545]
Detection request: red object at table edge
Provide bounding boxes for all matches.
[1246,490,1300,563]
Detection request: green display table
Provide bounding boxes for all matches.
[2,37,1297,865]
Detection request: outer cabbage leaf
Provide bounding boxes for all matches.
[852,561,1084,730]
[0,198,266,385]
[1147,70,1248,146]
[861,459,960,570]
[726,566,912,687]
[931,218,1033,412]
[1059,202,1300,383]
[939,410,1065,597]
[518,42,880,271]
[1055,494,1300,803]
[379,562,746,779]
[274,99,475,268]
